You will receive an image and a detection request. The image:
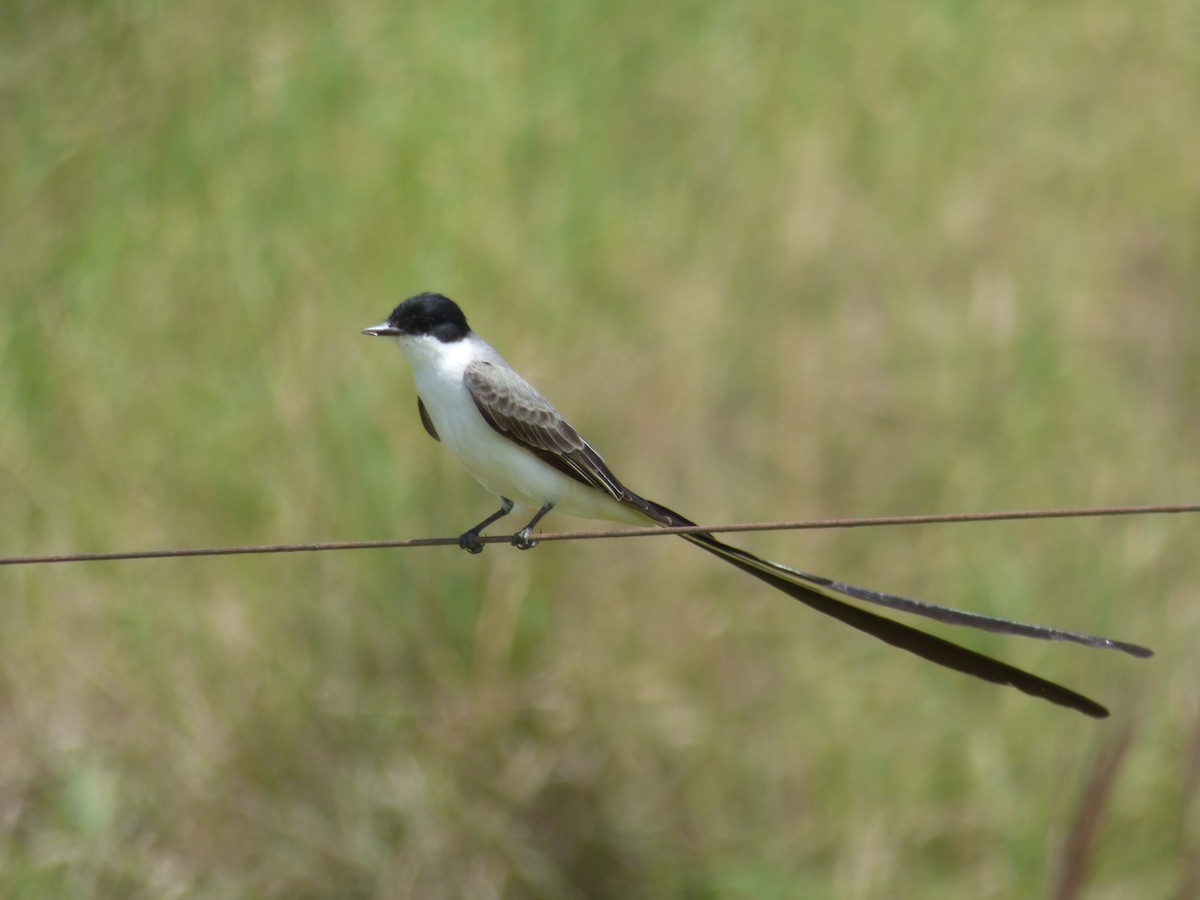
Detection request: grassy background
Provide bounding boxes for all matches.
[2,1,1198,896]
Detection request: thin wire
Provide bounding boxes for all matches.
[1,503,1195,567]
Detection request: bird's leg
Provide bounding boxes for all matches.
[458,498,515,554]
[513,503,554,550]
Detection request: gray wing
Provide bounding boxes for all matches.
[463,359,634,503]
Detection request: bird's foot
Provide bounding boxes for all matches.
[512,527,539,550]
[458,531,485,554]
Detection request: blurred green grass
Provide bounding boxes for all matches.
[2,0,1198,896]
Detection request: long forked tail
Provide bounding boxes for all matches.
[634,499,1151,718]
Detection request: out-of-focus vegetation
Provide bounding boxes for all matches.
[2,1,1197,896]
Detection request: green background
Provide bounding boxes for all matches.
[2,1,1197,896]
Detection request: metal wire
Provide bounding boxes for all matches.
[1,503,1195,566]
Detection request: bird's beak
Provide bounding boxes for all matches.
[362,322,400,337]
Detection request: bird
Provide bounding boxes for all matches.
[363,292,1151,717]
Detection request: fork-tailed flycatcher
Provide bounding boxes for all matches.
[363,292,1151,718]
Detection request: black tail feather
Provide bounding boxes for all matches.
[636,497,1134,718]
[683,531,1108,718]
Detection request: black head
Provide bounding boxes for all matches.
[363,292,471,343]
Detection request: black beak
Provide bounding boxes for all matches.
[362,322,400,337]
